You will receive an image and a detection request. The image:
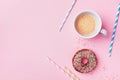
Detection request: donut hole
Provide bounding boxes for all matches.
[81,57,89,65]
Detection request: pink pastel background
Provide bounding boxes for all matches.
[0,0,120,80]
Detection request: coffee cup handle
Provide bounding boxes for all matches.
[100,28,107,36]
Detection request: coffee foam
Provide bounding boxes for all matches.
[75,13,96,36]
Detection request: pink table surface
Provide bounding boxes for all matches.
[0,0,120,80]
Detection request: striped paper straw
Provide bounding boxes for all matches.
[64,66,80,80]
[46,57,77,80]
[59,0,77,32]
[108,3,120,57]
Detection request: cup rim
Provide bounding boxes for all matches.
[74,10,102,39]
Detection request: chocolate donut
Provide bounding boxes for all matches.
[72,49,97,73]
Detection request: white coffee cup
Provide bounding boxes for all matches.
[74,10,107,39]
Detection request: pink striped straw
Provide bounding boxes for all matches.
[46,57,79,80]
[64,66,80,80]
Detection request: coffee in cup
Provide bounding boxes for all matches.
[74,10,107,39]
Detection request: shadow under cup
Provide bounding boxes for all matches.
[74,11,102,39]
